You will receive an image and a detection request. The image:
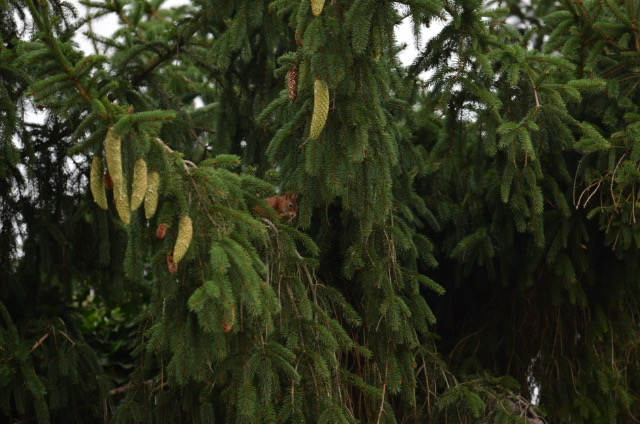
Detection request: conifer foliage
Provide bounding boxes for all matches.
[1,0,639,423]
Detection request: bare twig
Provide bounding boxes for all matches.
[30,332,50,353]
[576,180,602,209]
[528,74,541,109]
[109,378,159,395]
[154,137,197,170]
[610,153,627,208]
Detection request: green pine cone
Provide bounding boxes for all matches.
[113,181,131,224]
[130,158,148,211]
[310,79,329,140]
[311,0,325,16]
[104,128,123,185]
[90,156,108,210]
[144,171,160,220]
[173,215,193,264]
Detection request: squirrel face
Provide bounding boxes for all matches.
[266,192,298,220]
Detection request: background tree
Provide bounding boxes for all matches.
[0,0,639,423]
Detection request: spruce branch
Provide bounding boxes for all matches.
[25,0,93,105]
[154,137,196,170]
[130,23,199,86]
[573,1,618,48]
[111,2,147,42]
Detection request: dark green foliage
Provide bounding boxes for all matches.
[408,0,640,422]
[1,0,640,423]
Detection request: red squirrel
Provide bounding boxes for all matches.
[261,192,298,220]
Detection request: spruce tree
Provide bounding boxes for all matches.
[1,0,639,423]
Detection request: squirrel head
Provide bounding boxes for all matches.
[282,193,298,219]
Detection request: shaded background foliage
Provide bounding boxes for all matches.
[1,0,639,423]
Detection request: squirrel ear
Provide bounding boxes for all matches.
[289,193,298,200]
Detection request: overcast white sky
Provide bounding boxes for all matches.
[69,0,439,67]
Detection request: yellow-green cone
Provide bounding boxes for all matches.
[173,215,193,264]
[311,0,325,16]
[113,182,131,224]
[310,79,329,140]
[104,128,123,185]
[90,156,108,210]
[144,171,160,219]
[104,127,130,224]
[130,158,148,211]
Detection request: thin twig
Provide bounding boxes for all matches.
[376,366,388,424]
[57,329,77,346]
[154,137,196,170]
[610,153,627,208]
[30,332,50,353]
[528,74,541,109]
[577,180,601,209]
[109,378,158,395]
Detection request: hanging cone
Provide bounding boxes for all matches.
[144,171,160,219]
[156,223,168,239]
[173,215,193,264]
[130,158,148,211]
[90,156,108,210]
[311,0,325,16]
[310,79,329,140]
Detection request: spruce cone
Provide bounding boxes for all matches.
[156,223,168,239]
[104,172,114,189]
[104,128,130,224]
[105,128,123,185]
[288,66,299,101]
[144,171,160,219]
[310,79,329,140]
[113,181,131,224]
[173,215,193,264]
[311,0,325,16]
[167,252,178,274]
[130,158,148,211]
[90,156,108,210]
